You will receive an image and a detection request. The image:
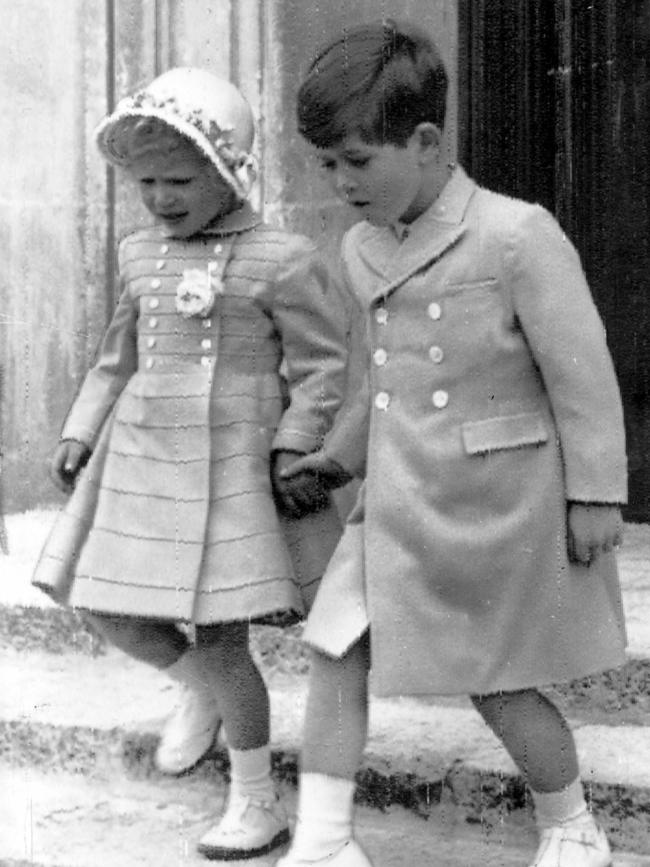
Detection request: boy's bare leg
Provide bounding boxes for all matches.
[278,633,372,865]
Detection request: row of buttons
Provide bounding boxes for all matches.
[155,242,223,256]
[146,241,224,301]
[374,301,442,325]
[372,298,448,412]
[143,337,213,350]
[147,316,212,329]
[372,345,444,367]
[141,242,223,370]
[374,389,449,410]
[143,355,213,369]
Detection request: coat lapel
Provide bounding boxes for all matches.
[353,167,477,304]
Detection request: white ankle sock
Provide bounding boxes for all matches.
[228,745,275,802]
[531,777,593,831]
[290,773,355,860]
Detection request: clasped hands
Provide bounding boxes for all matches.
[271,449,351,519]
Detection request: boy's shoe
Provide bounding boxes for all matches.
[155,687,221,775]
[275,839,373,866]
[529,822,612,867]
[197,794,290,861]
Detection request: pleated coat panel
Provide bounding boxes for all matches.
[33,204,345,623]
[305,167,628,696]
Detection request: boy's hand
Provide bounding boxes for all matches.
[567,502,623,565]
[279,450,353,490]
[50,440,91,494]
[271,450,330,519]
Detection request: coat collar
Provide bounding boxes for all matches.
[201,200,262,235]
[352,166,476,303]
[154,201,262,241]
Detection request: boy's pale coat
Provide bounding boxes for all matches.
[34,204,344,624]
[305,168,628,696]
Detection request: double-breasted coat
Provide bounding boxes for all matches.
[304,167,628,696]
[33,203,345,624]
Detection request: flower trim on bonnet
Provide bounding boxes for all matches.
[96,72,257,200]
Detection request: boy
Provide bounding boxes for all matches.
[278,20,625,867]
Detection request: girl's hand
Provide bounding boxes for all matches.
[567,502,623,565]
[50,440,91,493]
[279,450,352,490]
[271,450,330,519]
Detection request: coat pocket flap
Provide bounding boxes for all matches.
[461,412,549,455]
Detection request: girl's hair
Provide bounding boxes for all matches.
[297,20,448,149]
[109,116,201,164]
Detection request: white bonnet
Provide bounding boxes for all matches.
[95,67,256,200]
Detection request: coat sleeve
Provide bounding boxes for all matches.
[60,242,138,448]
[269,236,348,455]
[505,205,627,504]
[321,249,371,478]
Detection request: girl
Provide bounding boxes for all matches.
[277,21,626,867]
[33,67,346,861]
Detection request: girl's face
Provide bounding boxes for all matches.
[315,132,430,227]
[129,143,236,238]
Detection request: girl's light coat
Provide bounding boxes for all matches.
[306,168,628,696]
[34,204,345,624]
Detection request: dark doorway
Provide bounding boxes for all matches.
[459,0,650,521]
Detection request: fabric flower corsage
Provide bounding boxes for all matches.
[175,263,223,319]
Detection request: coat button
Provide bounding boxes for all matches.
[201,356,212,367]
[375,391,390,410]
[148,298,160,309]
[202,318,212,329]
[150,278,161,289]
[156,259,165,270]
[201,338,212,350]
[429,345,444,363]
[160,243,169,254]
[427,302,442,320]
[149,317,158,328]
[213,243,223,254]
[375,308,388,325]
[147,337,156,348]
[145,358,154,369]
[373,348,388,366]
[432,389,449,409]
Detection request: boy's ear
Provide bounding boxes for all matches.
[413,122,443,162]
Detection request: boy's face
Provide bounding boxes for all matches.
[315,133,430,227]
[128,143,235,238]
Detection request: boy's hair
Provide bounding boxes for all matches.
[297,20,448,149]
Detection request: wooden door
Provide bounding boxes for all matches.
[459,0,650,520]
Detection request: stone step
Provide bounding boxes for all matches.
[1,764,648,867]
[0,647,649,857]
[2,510,650,860]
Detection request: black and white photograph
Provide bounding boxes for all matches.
[1,2,649,865]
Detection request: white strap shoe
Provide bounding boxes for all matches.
[530,822,612,867]
[155,648,222,775]
[198,794,290,860]
[155,685,221,775]
[275,839,373,866]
